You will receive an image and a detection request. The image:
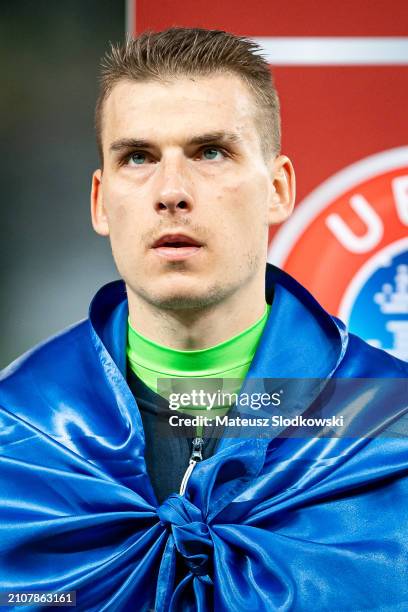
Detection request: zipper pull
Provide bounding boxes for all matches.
[179,437,204,496]
[190,437,204,462]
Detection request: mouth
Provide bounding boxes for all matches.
[151,233,204,261]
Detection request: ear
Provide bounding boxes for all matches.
[267,155,296,225]
[90,169,109,236]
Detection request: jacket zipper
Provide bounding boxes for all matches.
[179,437,204,495]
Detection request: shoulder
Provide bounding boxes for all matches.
[0,319,95,407]
[338,322,408,377]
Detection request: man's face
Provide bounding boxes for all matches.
[91,73,294,311]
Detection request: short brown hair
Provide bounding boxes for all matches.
[95,28,281,164]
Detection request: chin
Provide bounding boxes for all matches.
[148,291,216,311]
[137,278,232,312]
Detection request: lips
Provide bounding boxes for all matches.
[152,234,203,248]
[151,233,203,261]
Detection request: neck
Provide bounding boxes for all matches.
[126,276,267,350]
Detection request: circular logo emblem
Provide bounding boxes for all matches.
[268,147,408,360]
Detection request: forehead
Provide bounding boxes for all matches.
[102,73,259,146]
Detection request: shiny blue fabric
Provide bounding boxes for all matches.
[1,264,408,611]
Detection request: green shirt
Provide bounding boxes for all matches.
[127,303,271,435]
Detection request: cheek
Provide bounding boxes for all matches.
[219,172,269,227]
[105,202,134,249]
[109,202,128,225]
[103,180,128,222]
[103,182,144,240]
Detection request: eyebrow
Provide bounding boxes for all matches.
[109,131,243,153]
[189,131,242,146]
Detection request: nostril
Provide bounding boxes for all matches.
[156,201,188,211]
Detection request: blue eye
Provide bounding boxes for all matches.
[202,148,222,160]
[129,152,147,165]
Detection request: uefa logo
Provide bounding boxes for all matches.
[269,147,408,361]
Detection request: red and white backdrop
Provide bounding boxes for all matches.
[127,1,408,360]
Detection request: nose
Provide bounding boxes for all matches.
[154,155,194,214]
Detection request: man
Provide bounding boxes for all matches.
[0,28,407,612]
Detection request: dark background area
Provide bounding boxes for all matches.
[1,1,124,368]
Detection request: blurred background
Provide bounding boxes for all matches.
[1,1,123,367]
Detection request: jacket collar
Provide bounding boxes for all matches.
[89,263,348,384]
